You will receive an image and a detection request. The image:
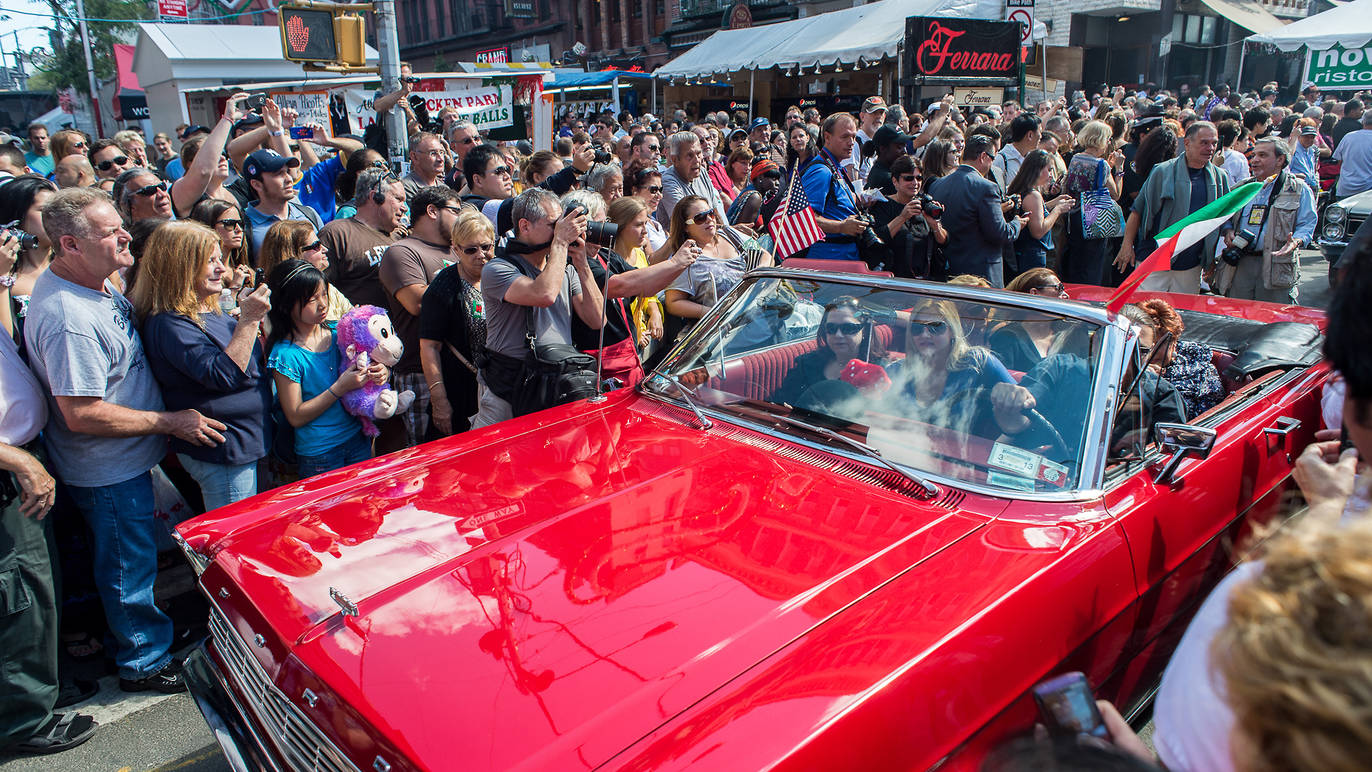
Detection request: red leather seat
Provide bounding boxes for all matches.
[710,326,896,401]
[781,257,895,277]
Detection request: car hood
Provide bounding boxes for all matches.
[183,395,1002,770]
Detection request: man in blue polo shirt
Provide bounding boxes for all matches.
[800,113,868,261]
[242,149,323,260]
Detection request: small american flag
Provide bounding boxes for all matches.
[768,168,825,259]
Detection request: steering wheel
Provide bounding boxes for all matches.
[1025,409,1071,459]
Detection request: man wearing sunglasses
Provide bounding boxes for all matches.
[443,121,481,192]
[461,143,586,235]
[114,169,174,223]
[377,187,467,449]
[631,132,663,170]
[89,139,133,182]
[925,134,1028,287]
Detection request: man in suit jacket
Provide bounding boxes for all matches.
[926,135,1028,287]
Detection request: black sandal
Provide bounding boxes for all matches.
[12,712,98,754]
[55,678,100,708]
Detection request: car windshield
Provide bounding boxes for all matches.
[645,275,1108,495]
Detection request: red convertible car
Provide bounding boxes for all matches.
[175,271,1329,771]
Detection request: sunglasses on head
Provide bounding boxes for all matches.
[825,322,864,336]
[97,156,129,171]
[460,243,494,255]
[133,182,167,196]
[909,320,949,336]
[216,218,244,229]
[689,210,714,225]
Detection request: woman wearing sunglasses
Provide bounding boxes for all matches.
[867,155,947,279]
[419,209,493,436]
[772,296,888,408]
[663,196,773,338]
[991,268,1074,373]
[190,198,252,294]
[258,219,351,323]
[885,297,1015,434]
[628,166,668,252]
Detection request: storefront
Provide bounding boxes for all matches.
[1243,0,1372,93]
[901,17,1022,111]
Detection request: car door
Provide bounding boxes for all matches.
[1102,357,1323,704]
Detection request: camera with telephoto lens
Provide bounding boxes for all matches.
[564,203,619,246]
[1,221,39,252]
[1220,227,1258,266]
[854,213,884,250]
[918,194,945,219]
[589,142,614,165]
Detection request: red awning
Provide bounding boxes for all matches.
[114,44,142,91]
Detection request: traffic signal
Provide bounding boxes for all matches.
[278,5,366,68]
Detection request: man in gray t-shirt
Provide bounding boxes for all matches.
[23,189,227,691]
[474,188,605,428]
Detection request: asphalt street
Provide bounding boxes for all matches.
[0,251,1334,772]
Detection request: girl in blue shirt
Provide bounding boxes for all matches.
[266,260,385,478]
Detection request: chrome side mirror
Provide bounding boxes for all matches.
[1153,422,1217,485]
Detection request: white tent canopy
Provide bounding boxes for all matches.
[655,0,1020,78]
[1244,0,1372,51]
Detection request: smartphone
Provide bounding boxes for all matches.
[1032,672,1109,739]
[288,126,315,140]
[244,92,268,112]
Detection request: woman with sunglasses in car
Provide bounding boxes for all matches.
[867,155,948,279]
[257,220,351,323]
[772,296,889,409]
[663,195,773,335]
[885,297,1015,435]
[419,209,493,437]
[191,198,253,294]
[990,268,1075,373]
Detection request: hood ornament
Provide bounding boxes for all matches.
[329,587,358,616]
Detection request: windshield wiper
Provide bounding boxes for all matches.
[661,374,714,430]
[756,410,940,499]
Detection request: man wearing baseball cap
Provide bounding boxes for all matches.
[748,117,770,147]
[848,96,887,183]
[1289,119,1327,196]
[242,148,322,259]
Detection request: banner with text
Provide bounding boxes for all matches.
[1305,44,1372,90]
[341,82,514,133]
[270,91,335,141]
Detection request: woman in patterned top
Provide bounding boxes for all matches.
[419,209,491,437]
[1128,299,1224,420]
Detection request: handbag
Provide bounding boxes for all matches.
[1080,187,1124,240]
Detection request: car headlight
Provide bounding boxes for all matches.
[1324,224,1345,240]
[1327,206,1347,224]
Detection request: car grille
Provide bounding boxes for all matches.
[208,607,360,772]
[1347,214,1366,240]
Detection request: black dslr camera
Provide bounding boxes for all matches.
[918,194,945,219]
[1221,227,1258,266]
[564,203,619,246]
[589,142,614,165]
[855,213,884,250]
[1,221,39,252]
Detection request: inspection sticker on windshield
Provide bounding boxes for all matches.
[989,443,1041,477]
[1037,459,1070,488]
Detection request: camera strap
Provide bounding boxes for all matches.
[1244,170,1284,250]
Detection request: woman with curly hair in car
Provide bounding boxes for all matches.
[1129,298,1223,419]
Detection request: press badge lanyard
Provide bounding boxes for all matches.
[1243,170,1285,246]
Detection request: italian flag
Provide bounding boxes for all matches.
[1106,180,1265,312]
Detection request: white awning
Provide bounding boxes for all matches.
[655,0,1012,78]
[1245,0,1372,51]
[132,23,380,88]
[1200,0,1284,34]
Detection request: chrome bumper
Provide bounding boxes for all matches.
[183,644,289,772]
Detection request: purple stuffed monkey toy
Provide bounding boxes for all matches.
[335,305,415,437]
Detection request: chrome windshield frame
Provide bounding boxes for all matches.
[644,268,1133,501]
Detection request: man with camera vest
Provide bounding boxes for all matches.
[1215,137,1316,304]
[473,188,605,429]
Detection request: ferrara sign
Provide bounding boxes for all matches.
[905,18,1021,80]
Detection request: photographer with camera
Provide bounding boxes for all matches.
[866,156,947,279]
[473,189,604,429]
[799,113,873,262]
[1215,137,1315,304]
[564,191,697,387]
[462,143,592,235]
[925,134,1027,287]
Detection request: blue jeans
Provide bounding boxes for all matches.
[176,454,258,512]
[296,432,371,479]
[67,471,173,680]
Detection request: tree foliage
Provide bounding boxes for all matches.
[34,0,153,94]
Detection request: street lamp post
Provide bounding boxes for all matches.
[73,0,103,136]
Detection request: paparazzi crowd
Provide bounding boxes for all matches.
[1,66,1372,760]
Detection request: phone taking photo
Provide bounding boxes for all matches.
[244,92,268,112]
[289,126,315,140]
[1032,672,1109,739]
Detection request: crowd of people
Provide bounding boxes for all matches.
[0,72,1370,763]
